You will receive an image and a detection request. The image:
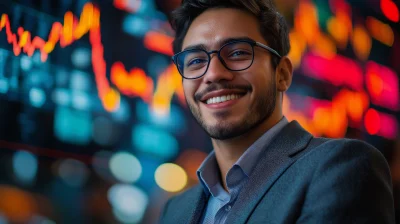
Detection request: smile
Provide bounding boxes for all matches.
[206,94,243,105]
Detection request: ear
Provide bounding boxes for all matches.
[275,56,293,92]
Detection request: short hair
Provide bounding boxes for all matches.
[169,0,290,68]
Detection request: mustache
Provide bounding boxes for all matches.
[194,83,252,101]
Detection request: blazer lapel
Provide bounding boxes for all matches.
[225,121,313,224]
[174,185,208,224]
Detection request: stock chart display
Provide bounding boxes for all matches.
[0,0,399,223]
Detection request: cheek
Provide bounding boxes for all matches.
[183,81,199,102]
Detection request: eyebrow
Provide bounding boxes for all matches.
[182,36,255,51]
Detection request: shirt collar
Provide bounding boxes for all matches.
[197,151,218,196]
[236,116,289,176]
[197,116,289,195]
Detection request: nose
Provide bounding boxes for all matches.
[202,55,234,84]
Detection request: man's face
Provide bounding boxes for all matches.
[181,8,277,140]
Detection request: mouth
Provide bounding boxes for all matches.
[199,89,248,109]
[205,93,245,105]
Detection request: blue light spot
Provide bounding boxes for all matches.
[54,107,92,145]
[71,48,90,69]
[20,56,32,71]
[123,15,148,37]
[111,98,131,122]
[132,124,179,160]
[52,88,70,106]
[58,159,89,187]
[0,79,9,94]
[70,70,90,91]
[109,152,142,183]
[108,184,148,224]
[55,70,69,87]
[71,91,91,110]
[147,55,169,79]
[136,101,187,134]
[136,0,155,15]
[29,88,46,108]
[12,150,38,184]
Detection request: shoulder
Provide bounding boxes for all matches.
[300,137,392,188]
[292,137,392,187]
[304,137,387,165]
[295,138,395,223]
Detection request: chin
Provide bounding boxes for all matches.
[203,120,248,140]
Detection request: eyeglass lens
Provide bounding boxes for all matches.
[176,41,254,79]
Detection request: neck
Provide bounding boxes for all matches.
[212,111,283,191]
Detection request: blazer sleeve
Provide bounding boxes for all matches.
[296,139,395,224]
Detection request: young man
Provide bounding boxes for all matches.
[160,0,395,223]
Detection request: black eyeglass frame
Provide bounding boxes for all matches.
[171,39,282,80]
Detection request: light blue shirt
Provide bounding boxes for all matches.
[197,117,289,224]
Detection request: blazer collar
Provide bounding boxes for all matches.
[181,120,312,224]
[169,184,208,224]
[225,120,313,224]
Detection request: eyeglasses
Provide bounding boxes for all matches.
[172,39,281,79]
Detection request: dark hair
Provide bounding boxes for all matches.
[169,0,290,68]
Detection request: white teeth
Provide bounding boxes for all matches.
[206,94,242,104]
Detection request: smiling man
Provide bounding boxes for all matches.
[160,0,395,223]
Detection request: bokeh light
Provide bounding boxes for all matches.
[122,15,148,37]
[136,101,187,134]
[71,91,91,110]
[365,108,380,135]
[132,124,179,160]
[111,98,131,122]
[20,55,32,71]
[155,163,187,192]
[58,159,89,187]
[0,78,8,94]
[71,48,91,69]
[175,149,207,181]
[109,152,142,183]
[54,107,92,145]
[92,116,117,146]
[12,151,38,185]
[92,150,114,182]
[0,185,37,223]
[52,88,70,106]
[366,17,394,47]
[380,0,399,22]
[29,88,46,108]
[108,184,148,223]
[70,70,90,91]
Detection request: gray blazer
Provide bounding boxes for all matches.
[160,121,395,224]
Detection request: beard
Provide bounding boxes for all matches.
[187,80,276,140]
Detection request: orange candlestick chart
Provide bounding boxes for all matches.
[0,2,184,114]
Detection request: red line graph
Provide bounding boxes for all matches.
[0,2,183,113]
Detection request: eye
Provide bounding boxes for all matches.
[188,58,207,66]
[229,50,252,57]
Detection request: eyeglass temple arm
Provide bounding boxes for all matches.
[255,42,282,58]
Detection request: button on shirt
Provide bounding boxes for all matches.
[197,117,289,224]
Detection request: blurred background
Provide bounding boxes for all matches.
[0,0,399,223]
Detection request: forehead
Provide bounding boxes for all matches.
[182,8,265,50]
